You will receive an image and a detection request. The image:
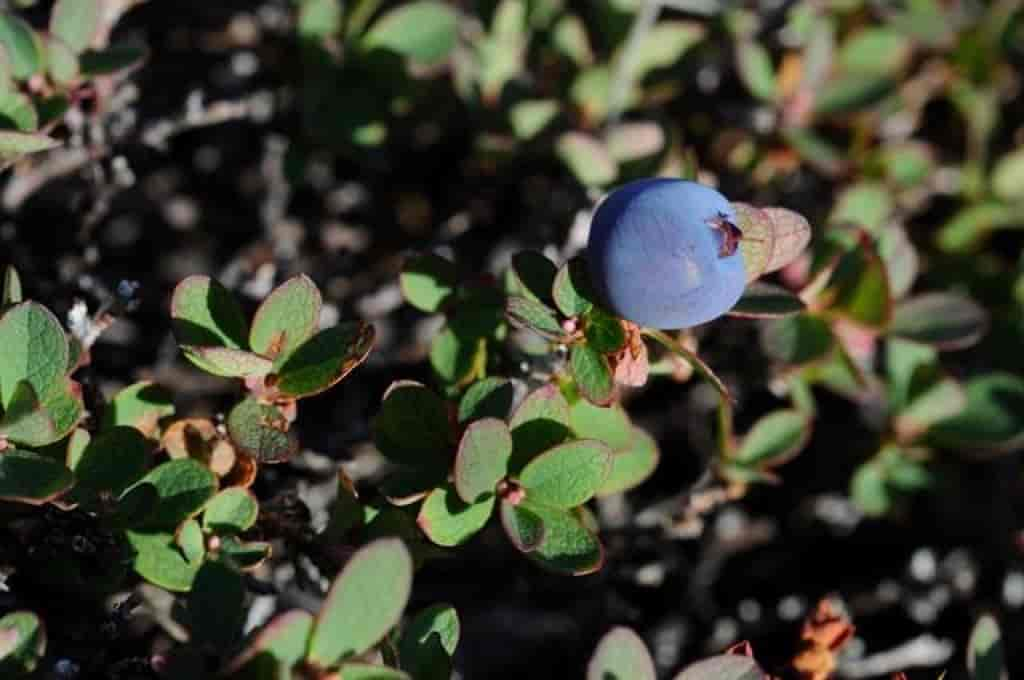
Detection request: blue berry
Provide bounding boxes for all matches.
[586,178,746,329]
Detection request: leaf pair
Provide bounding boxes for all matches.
[226,538,452,679]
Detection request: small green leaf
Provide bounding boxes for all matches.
[220,537,271,571]
[362,1,458,65]
[401,253,459,313]
[41,379,83,442]
[499,500,545,552]
[0,611,45,676]
[45,35,79,85]
[761,314,834,365]
[992,148,1024,203]
[877,223,919,299]
[584,307,626,354]
[729,283,807,318]
[417,482,494,547]
[50,0,101,53]
[936,201,1016,254]
[188,559,246,650]
[224,610,314,676]
[372,381,452,469]
[0,301,69,409]
[276,321,375,398]
[0,449,71,504]
[506,296,563,338]
[298,0,342,39]
[454,418,512,504]
[570,343,615,406]
[814,74,895,116]
[556,132,617,187]
[569,398,632,451]
[673,654,765,680]
[929,374,1024,453]
[0,131,57,167]
[307,538,413,666]
[895,378,966,441]
[519,439,611,509]
[630,21,705,79]
[126,529,200,592]
[170,275,248,350]
[71,425,149,501]
[838,28,911,74]
[398,604,460,680]
[179,346,274,378]
[735,40,777,102]
[587,626,655,680]
[597,427,659,496]
[176,518,205,565]
[850,460,890,517]
[337,664,411,680]
[226,396,299,464]
[509,99,559,140]
[829,182,893,235]
[0,381,56,447]
[203,487,259,535]
[135,458,218,529]
[0,89,36,132]
[0,13,41,79]
[458,377,514,424]
[79,45,146,76]
[888,293,988,350]
[101,381,174,438]
[822,235,892,329]
[249,274,322,366]
[734,410,810,468]
[509,383,572,470]
[1,266,22,306]
[108,482,158,530]
[522,502,603,575]
[968,614,1006,680]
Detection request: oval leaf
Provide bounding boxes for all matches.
[227,396,299,464]
[499,500,545,552]
[0,611,45,676]
[522,502,603,575]
[454,418,513,504]
[180,346,273,378]
[203,487,259,535]
[888,293,988,350]
[519,439,611,509]
[362,1,458,65]
[50,0,102,53]
[596,427,659,496]
[372,381,452,469]
[729,283,806,318]
[673,654,766,680]
[587,626,656,680]
[734,410,810,468]
[570,342,615,406]
[170,275,248,350]
[417,483,494,547]
[135,458,218,529]
[0,301,69,409]
[0,449,71,505]
[276,321,375,398]
[401,253,458,313]
[249,274,322,366]
[225,610,314,675]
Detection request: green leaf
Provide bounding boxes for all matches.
[729,283,806,318]
[571,66,613,124]
[458,377,514,424]
[372,381,452,469]
[556,131,616,187]
[417,482,493,547]
[587,626,655,680]
[179,346,274,378]
[781,127,845,176]
[249,274,322,366]
[79,45,146,76]
[135,458,218,529]
[50,0,101,53]
[0,611,45,676]
[203,487,259,535]
[454,418,512,504]
[570,343,615,406]
[968,614,1006,680]
[0,89,36,132]
[176,518,205,565]
[380,464,447,507]
[362,1,458,65]
[337,664,411,680]
[673,654,765,680]
[298,0,342,39]
[0,381,55,447]
[226,396,299,464]
[0,131,57,167]
[509,383,572,470]
[929,374,1024,453]
[401,253,459,313]
[509,99,559,140]
[888,293,988,350]
[188,560,246,650]
[569,398,632,451]
[519,439,611,509]
[41,379,83,442]
[276,321,375,398]
[107,482,158,530]
[398,604,460,680]
[822,235,891,329]
[877,223,919,299]
[630,21,704,79]
[71,425,149,501]
[936,201,1017,254]
[126,529,200,592]
[0,13,40,79]
[551,13,592,66]
[838,28,911,74]
[734,410,810,468]
[220,537,271,571]
[761,314,834,365]
[0,301,69,408]
[879,141,934,189]
[597,427,659,496]
[735,40,777,102]
[44,35,79,86]
[829,182,893,235]
[170,275,248,350]
[307,538,413,666]
[101,381,174,438]
[506,296,563,338]
[499,500,545,552]
[992,148,1024,203]
[814,74,895,116]
[850,460,889,517]
[895,378,966,441]
[225,610,314,676]
[584,307,626,354]
[1,266,22,306]
[0,449,71,504]
[522,502,603,575]
[885,337,938,413]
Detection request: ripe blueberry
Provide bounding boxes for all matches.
[586,178,746,329]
